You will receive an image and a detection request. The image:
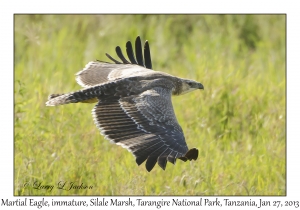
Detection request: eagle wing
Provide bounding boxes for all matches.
[106,36,152,69]
[92,86,198,172]
[75,62,153,88]
[76,36,152,88]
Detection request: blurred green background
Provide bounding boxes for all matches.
[14,15,285,195]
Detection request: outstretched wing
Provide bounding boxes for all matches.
[92,86,198,172]
[76,36,153,88]
[106,36,152,69]
[75,62,153,88]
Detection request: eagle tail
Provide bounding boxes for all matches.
[46,89,98,106]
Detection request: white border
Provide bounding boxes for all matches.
[2,0,299,209]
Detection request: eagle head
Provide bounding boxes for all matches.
[172,79,204,95]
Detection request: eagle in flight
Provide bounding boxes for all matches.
[46,36,204,172]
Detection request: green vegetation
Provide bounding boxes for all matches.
[14,15,285,195]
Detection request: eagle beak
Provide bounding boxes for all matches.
[198,83,204,90]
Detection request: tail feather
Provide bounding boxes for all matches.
[48,93,64,100]
[46,93,78,106]
[46,88,100,106]
[46,80,122,106]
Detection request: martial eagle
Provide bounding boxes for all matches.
[46,36,204,172]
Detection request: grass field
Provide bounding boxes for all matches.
[14,15,286,195]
